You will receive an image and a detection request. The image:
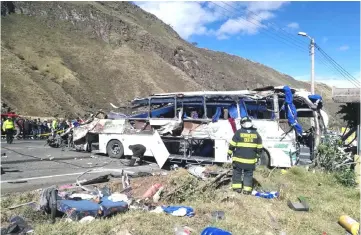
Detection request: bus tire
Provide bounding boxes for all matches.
[107,140,124,159]
[259,150,270,167]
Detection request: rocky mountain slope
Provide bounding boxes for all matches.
[1,1,340,124]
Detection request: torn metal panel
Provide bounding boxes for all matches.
[149,119,182,135]
[73,118,101,142]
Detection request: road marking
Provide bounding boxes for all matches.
[0,168,135,184]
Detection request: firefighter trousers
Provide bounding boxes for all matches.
[5,129,14,144]
[232,162,254,192]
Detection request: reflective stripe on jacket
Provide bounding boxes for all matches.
[228,127,263,170]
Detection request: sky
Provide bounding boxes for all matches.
[135,1,360,88]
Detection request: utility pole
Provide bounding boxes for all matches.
[310,38,315,94]
[298,32,315,94]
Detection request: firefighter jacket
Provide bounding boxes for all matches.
[2,120,15,132]
[52,120,58,130]
[228,127,263,170]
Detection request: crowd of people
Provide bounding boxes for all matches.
[1,116,85,140]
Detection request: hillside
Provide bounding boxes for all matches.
[1,1,340,122]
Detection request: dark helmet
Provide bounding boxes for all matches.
[240,116,253,128]
[240,116,251,124]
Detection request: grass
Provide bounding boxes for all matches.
[1,166,359,235]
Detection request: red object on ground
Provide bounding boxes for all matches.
[142,183,162,199]
[228,118,237,133]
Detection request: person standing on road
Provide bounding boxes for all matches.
[228,117,263,195]
[32,119,39,139]
[23,119,30,139]
[14,117,21,139]
[128,144,146,166]
[2,116,15,144]
[51,118,58,136]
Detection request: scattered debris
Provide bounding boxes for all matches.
[59,184,74,190]
[0,216,34,234]
[142,184,162,199]
[79,216,95,223]
[6,201,36,210]
[7,180,28,184]
[211,211,225,221]
[267,211,280,231]
[152,186,164,203]
[187,166,207,180]
[287,196,310,212]
[252,191,279,199]
[170,164,179,171]
[174,225,193,235]
[338,215,360,235]
[162,206,194,217]
[200,227,231,235]
[69,193,94,200]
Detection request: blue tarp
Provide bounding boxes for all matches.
[239,101,248,118]
[161,206,195,217]
[308,94,323,109]
[212,107,222,122]
[283,86,302,135]
[228,105,238,119]
[308,94,322,102]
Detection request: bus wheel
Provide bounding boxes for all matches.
[259,150,270,167]
[107,140,124,159]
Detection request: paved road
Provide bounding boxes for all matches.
[0,140,161,194]
[0,140,312,194]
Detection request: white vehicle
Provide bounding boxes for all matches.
[71,86,328,168]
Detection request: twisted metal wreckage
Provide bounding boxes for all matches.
[49,86,329,169]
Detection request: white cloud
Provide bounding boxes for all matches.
[287,22,299,29]
[338,45,350,51]
[294,72,360,88]
[247,1,289,12]
[135,1,290,40]
[216,2,289,39]
[135,1,223,39]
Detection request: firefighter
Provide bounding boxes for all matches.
[2,116,15,144]
[228,116,263,195]
[127,144,146,166]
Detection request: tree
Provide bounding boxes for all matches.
[191,42,198,46]
[337,103,360,129]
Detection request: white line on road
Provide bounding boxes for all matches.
[0,168,135,183]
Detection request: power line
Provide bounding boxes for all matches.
[220,1,309,49]
[315,44,360,87]
[210,1,360,88]
[315,53,360,87]
[210,1,309,54]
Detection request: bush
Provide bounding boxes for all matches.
[316,134,356,187]
[334,169,357,187]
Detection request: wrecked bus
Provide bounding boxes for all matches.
[71,86,328,168]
